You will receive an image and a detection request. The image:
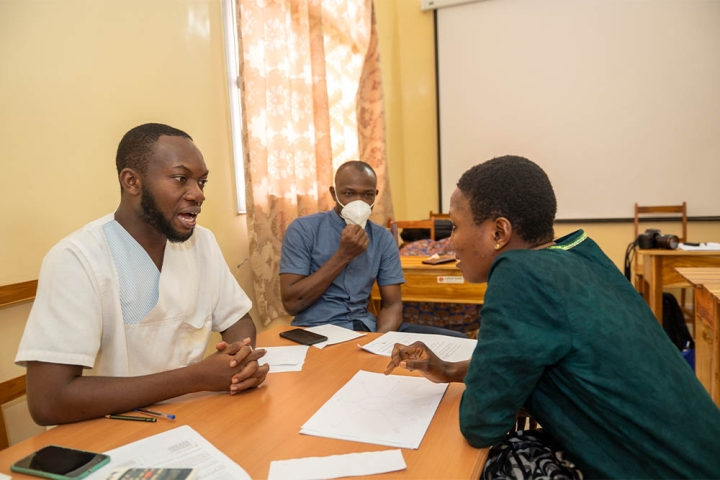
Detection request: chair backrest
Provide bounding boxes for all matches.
[387,218,436,245]
[634,202,688,244]
[387,220,399,245]
[0,374,26,450]
[429,211,451,221]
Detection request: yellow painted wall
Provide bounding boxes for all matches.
[376,0,439,221]
[0,0,263,444]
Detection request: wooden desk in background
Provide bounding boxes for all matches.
[676,267,720,406]
[0,326,487,479]
[370,256,486,312]
[638,249,720,322]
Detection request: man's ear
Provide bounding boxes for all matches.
[119,168,142,196]
[329,186,337,201]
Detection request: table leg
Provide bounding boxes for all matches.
[712,304,720,405]
[645,256,663,323]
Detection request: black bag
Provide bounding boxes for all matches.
[399,219,453,242]
[662,292,694,351]
[434,220,452,240]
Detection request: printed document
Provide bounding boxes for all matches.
[268,449,406,480]
[88,425,250,480]
[360,331,477,362]
[300,370,448,449]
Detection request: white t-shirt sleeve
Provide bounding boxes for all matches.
[15,241,103,368]
[205,231,252,333]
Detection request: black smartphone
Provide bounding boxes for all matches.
[422,255,457,265]
[279,328,328,345]
[11,445,110,479]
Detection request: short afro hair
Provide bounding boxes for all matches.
[456,155,557,245]
[116,123,192,176]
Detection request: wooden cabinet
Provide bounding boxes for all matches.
[676,268,720,405]
[370,256,485,309]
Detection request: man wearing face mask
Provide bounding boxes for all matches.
[280,162,467,337]
[279,161,404,332]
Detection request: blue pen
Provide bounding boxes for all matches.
[134,408,176,420]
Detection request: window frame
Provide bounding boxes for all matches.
[221,0,246,214]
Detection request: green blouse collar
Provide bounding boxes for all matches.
[547,229,587,251]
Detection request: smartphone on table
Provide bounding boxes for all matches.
[279,328,328,345]
[11,444,110,479]
[421,254,457,265]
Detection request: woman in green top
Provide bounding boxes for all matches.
[385,156,720,479]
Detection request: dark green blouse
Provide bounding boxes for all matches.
[460,230,720,479]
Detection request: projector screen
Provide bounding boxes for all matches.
[437,0,720,220]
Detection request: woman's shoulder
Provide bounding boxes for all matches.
[493,246,565,267]
[496,230,589,267]
[489,242,586,285]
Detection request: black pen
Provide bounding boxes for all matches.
[134,408,176,420]
[105,414,157,422]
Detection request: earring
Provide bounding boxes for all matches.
[495,244,501,250]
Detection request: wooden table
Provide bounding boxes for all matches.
[370,256,486,312]
[638,249,720,322]
[676,267,720,406]
[0,326,487,479]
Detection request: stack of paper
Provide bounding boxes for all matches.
[259,345,309,373]
[300,370,448,449]
[360,331,477,362]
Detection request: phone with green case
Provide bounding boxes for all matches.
[11,445,110,480]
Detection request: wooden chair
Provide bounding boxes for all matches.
[0,374,26,450]
[387,218,436,247]
[512,408,539,433]
[633,202,691,317]
[429,211,451,221]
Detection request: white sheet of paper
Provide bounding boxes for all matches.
[678,242,720,251]
[87,425,250,480]
[0,473,11,480]
[259,345,309,372]
[305,324,366,349]
[360,331,477,362]
[300,370,448,449]
[267,449,406,480]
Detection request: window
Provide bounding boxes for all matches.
[221,0,246,214]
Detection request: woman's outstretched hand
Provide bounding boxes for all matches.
[384,341,470,383]
[384,341,456,383]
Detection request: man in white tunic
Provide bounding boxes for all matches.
[16,123,268,425]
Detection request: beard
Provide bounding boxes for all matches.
[140,184,194,243]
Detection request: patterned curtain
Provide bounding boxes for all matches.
[237,0,392,325]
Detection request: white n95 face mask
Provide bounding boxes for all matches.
[340,200,373,228]
[335,180,375,228]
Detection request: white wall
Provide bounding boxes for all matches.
[437,0,720,219]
